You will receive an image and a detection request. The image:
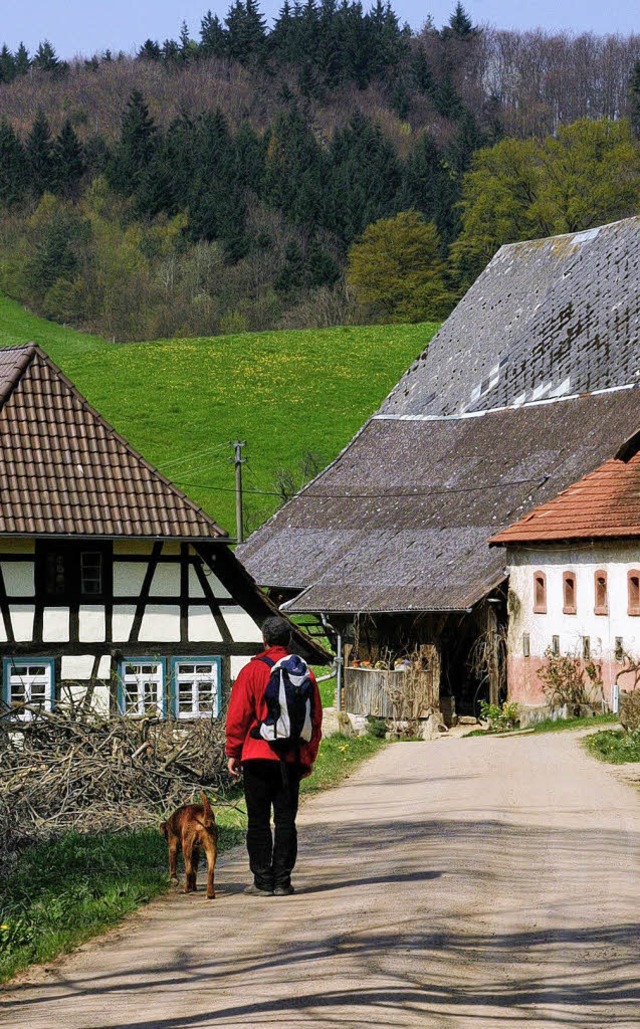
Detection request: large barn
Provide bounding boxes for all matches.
[239,217,640,718]
[0,344,326,722]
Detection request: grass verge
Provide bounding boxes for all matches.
[531,713,617,734]
[465,713,617,737]
[0,732,383,983]
[583,728,640,763]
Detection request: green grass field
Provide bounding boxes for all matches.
[0,294,436,535]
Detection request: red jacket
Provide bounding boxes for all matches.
[225,646,323,770]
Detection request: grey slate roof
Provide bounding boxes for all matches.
[382,218,640,418]
[239,389,640,613]
[0,344,227,539]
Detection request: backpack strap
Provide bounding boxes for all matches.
[256,656,275,669]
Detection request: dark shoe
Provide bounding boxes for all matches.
[273,885,295,896]
[244,884,274,896]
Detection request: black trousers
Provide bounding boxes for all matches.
[242,759,301,890]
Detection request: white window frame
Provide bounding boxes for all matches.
[118,659,167,717]
[3,658,54,720]
[171,657,221,720]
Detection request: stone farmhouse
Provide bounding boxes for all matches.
[491,439,640,711]
[239,216,640,720]
[0,343,324,722]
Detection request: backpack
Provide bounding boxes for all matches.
[250,654,313,754]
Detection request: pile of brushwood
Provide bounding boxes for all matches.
[0,704,229,878]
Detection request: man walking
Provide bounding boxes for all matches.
[226,616,323,896]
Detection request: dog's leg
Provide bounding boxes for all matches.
[168,835,179,884]
[182,836,196,893]
[203,834,217,899]
[189,845,200,892]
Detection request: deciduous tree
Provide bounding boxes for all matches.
[347,210,452,320]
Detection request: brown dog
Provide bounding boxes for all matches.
[161,792,218,899]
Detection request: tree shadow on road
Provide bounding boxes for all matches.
[4,816,640,1027]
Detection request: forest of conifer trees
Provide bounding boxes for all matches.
[1,3,640,339]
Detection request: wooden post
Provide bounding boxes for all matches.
[232,441,246,544]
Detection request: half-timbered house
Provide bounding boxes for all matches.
[0,343,325,721]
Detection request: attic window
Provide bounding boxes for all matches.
[563,572,577,615]
[594,571,608,616]
[533,571,547,614]
[37,541,112,602]
[628,571,640,616]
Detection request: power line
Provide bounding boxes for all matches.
[172,475,544,500]
[159,441,231,469]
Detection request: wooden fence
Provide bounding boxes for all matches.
[343,646,440,718]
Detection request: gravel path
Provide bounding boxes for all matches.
[2,731,640,1028]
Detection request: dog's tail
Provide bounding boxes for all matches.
[201,792,216,827]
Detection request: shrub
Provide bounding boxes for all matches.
[479,700,519,732]
[365,715,387,739]
[537,648,603,715]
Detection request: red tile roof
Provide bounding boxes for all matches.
[0,344,227,539]
[490,441,640,545]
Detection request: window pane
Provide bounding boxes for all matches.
[80,552,102,595]
[178,680,194,712]
[10,680,25,703]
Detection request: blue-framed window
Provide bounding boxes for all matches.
[170,657,221,720]
[117,658,168,718]
[3,658,55,719]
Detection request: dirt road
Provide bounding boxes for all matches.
[3,731,640,1028]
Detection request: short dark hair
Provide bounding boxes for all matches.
[262,616,292,648]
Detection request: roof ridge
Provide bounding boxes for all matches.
[0,343,38,409]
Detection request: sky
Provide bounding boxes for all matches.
[2,0,639,59]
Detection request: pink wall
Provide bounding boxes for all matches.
[508,655,640,709]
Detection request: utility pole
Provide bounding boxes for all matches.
[231,440,246,544]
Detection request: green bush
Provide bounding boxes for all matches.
[479,700,520,732]
[365,716,387,739]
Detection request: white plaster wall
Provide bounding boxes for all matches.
[188,607,223,642]
[149,564,181,597]
[139,605,181,642]
[201,569,231,599]
[90,685,110,715]
[61,655,111,681]
[113,563,147,597]
[63,682,110,716]
[231,655,252,680]
[10,605,35,641]
[112,605,136,641]
[61,655,95,679]
[507,543,640,662]
[79,606,106,642]
[220,605,263,643]
[2,562,34,596]
[188,566,206,598]
[43,607,70,642]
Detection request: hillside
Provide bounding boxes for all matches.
[2,7,640,345]
[0,294,436,535]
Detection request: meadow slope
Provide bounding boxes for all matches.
[0,295,435,534]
